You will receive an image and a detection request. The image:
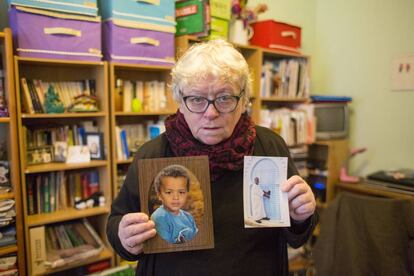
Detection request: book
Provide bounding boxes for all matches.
[20,78,35,114]
[120,129,130,160]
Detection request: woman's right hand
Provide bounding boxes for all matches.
[118,212,156,255]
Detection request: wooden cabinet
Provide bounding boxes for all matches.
[0,27,26,276]
[13,56,114,274]
[308,139,349,205]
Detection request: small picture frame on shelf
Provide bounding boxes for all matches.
[27,146,54,165]
[66,145,90,163]
[85,132,104,160]
[53,141,68,162]
[0,161,10,187]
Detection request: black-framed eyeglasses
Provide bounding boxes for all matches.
[182,90,245,114]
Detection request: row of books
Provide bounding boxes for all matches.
[20,78,97,114]
[30,219,103,270]
[23,121,98,148]
[260,106,315,147]
[0,255,17,275]
[115,79,167,113]
[261,59,310,99]
[26,170,100,215]
[115,120,165,161]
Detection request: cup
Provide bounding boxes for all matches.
[229,19,253,45]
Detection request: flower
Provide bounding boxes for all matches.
[231,1,268,24]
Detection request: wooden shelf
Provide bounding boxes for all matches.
[0,117,10,123]
[111,62,173,71]
[21,112,106,119]
[316,201,328,209]
[28,206,110,227]
[15,56,105,66]
[262,47,309,58]
[116,158,133,165]
[0,245,18,256]
[42,247,113,275]
[25,160,109,174]
[0,192,15,200]
[115,110,176,116]
[289,256,313,272]
[337,181,414,200]
[261,97,309,103]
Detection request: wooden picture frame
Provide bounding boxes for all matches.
[85,132,104,160]
[138,156,214,254]
[26,146,53,165]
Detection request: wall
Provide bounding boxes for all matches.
[312,0,414,174]
[251,0,414,174]
[0,1,8,29]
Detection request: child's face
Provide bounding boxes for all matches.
[158,176,188,215]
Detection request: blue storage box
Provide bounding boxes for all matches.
[8,0,98,16]
[99,0,175,33]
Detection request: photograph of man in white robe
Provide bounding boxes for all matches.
[250,177,270,223]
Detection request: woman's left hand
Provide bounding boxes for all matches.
[281,175,316,222]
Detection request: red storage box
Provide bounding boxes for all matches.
[249,20,301,53]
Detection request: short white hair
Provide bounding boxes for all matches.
[171,39,252,104]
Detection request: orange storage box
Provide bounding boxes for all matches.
[249,20,301,53]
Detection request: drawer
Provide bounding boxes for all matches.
[9,6,102,61]
[102,20,174,65]
[99,0,175,33]
[250,20,301,53]
[8,0,98,16]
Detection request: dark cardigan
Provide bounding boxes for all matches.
[107,126,317,276]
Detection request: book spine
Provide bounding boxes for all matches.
[88,170,99,195]
[27,176,35,215]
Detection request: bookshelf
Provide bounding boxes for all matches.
[0,28,26,275]
[13,56,114,274]
[308,139,349,204]
[108,62,177,198]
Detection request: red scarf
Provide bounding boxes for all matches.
[165,111,256,182]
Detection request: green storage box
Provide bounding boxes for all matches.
[176,0,208,36]
[210,0,231,20]
[205,16,229,40]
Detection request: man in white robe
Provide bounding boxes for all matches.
[251,177,270,223]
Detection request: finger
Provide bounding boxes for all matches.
[293,201,315,216]
[286,183,308,202]
[120,213,149,228]
[289,193,313,210]
[122,220,155,239]
[281,175,303,192]
[125,242,144,255]
[126,227,157,248]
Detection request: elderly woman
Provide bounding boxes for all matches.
[106,40,317,275]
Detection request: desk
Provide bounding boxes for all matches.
[336,182,414,200]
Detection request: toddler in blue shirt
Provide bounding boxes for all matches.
[150,164,198,244]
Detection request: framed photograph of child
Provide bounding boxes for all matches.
[138,156,214,254]
[85,132,104,160]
